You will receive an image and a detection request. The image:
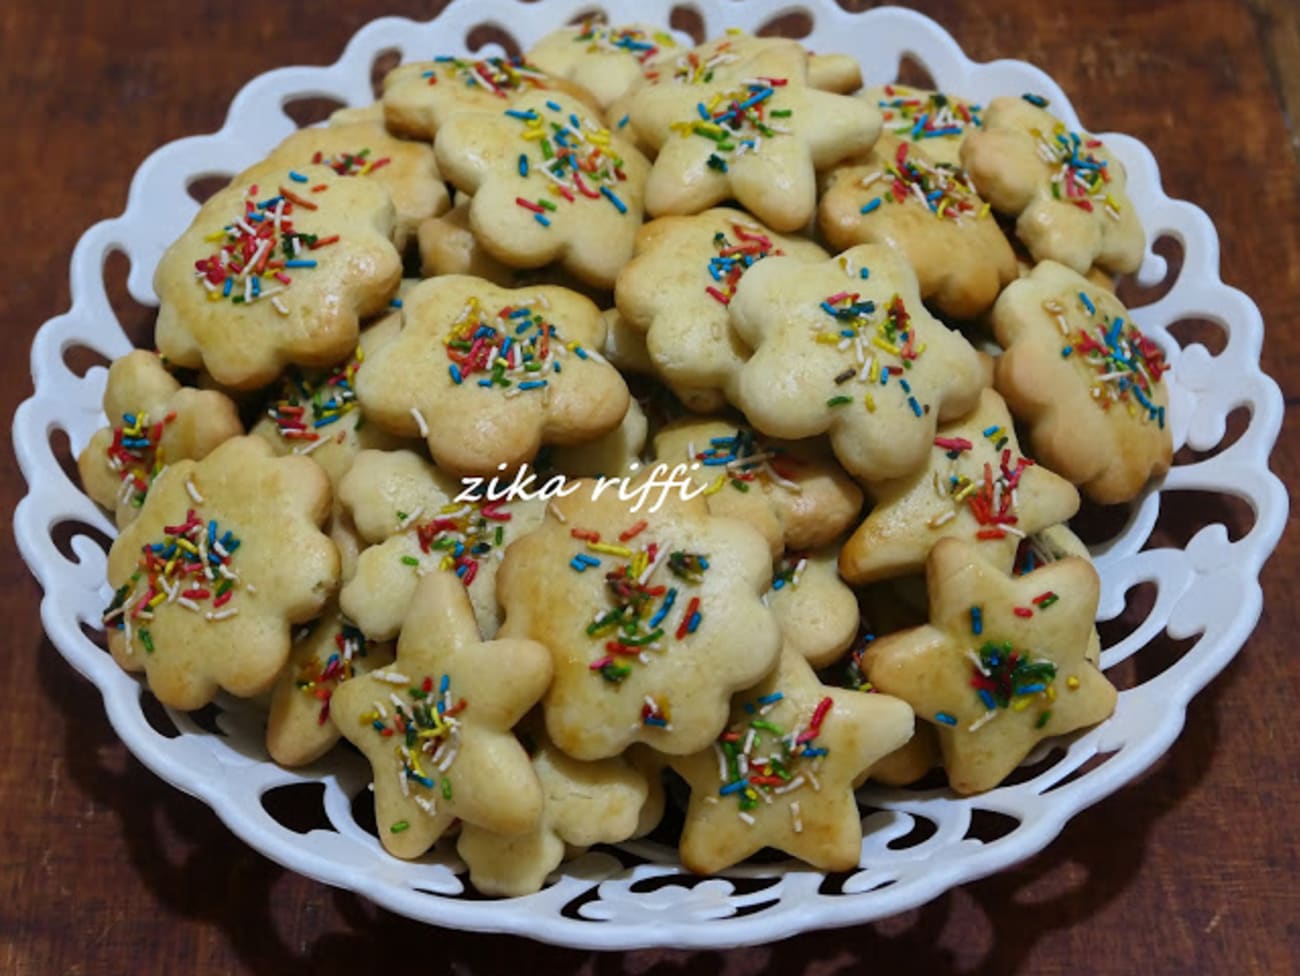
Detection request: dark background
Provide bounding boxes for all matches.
[3,1,1297,973]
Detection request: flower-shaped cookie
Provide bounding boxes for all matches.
[863,537,1117,794]
[729,244,986,482]
[337,449,546,641]
[631,70,881,231]
[839,387,1080,585]
[615,208,827,410]
[865,85,984,167]
[154,161,402,389]
[456,723,649,896]
[652,417,863,559]
[960,95,1145,274]
[261,119,451,250]
[599,308,655,377]
[767,548,860,667]
[355,276,629,476]
[992,261,1172,503]
[382,55,596,141]
[102,436,339,710]
[330,570,552,858]
[671,649,913,873]
[819,136,1017,318]
[434,91,652,289]
[265,610,396,767]
[527,21,680,110]
[497,481,781,760]
[78,350,243,527]
[548,397,648,479]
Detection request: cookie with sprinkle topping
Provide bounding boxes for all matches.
[670,649,914,873]
[652,417,863,559]
[354,275,630,477]
[527,20,681,111]
[863,537,1116,794]
[265,610,396,767]
[767,547,861,668]
[434,91,651,289]
[992,261,1172,503]
[337,448,546,641]
[819,136,1018,319]
[103,436,338,710]
[862,84,984,168]
[496,479,781,760]
[78,350,243,528]
[381,55,599,141]
[728,244,986,482]
[631,69,882,232]
[456,721,650,896]
[615,208,827,411]
[330,570,552,859]
[154,161,402,390]
[961,95,1145,275]
[839,387,1080,585]
[261,119,451,251]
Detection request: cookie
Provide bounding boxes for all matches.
[670,649,914,873]
[615,208,827,410]
[496,479,781,760]
[265,611,396,767]
[433,91,652,289]
[381,55,597,141]
[354,275,630,476]
[456,722,649,896]
[329,570,552,858]
[767,547,860,668]
[728,243,986,482]
[337,448,546,640]
[652,417,863,559]
[102,436,339,710]
[807,53,863,95]
[154,160,402,389]
[992,261,1172,503]
[548,397,648,479]
[818,136,1017,318]
[631,68,882,232]
[960,95,1145,275]
[865,85,983,167]
[78,350,243,527]
[838,387,1080,585]
[862,537,1117,794]
[261,119,451,250]
[527,21,680,110]
[599,307,656,377]
[1013,526,1102,666]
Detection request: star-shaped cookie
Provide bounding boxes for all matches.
[456,722,650,896]
[839,387,1080,585]
[863,537,1117,794]
[154,160,402,390]
[102,436,339,709]
[652,417,863,559]
[434,91,651,289]
[330,570,552,859]
[991,261,1172,503]
[819,135,1017,318]
[354,275,630,477]
[337,448,546,641]
[671,649,914,873]
[615,208,827,410]
[960,95,1145,275]
[729,243,986,482]
[497,479,781,760]
[78,350,243,527]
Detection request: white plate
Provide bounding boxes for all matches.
[12,0,1288,951]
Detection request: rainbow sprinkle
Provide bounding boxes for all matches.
[814,290,925,415]
[704,223,784,305]
[929,435,1035,540]
[690,427,802,495]
[771,553,807,591]
[715,690,832,821]
[571,21,674,63]
[670,78,791,168]
[857,140,985,221]
[1032,120,1119,218]
[507,102,628,220]
[361,672,464,821]
[421,55,551,95]
[646,39,742,85]
[967,636,1059,729]
[443,297,589,392]
[878,85,982,142]
[397,497,513,588]
[102,508,244,655]
[266,349,363,448]
[310,147,391,178]
[105,410,176,508]
[1057,293,1168,426]
[295,621,371,725]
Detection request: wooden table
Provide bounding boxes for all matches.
[3,1,1296,972]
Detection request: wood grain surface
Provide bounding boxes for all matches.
[2,1,1296,973]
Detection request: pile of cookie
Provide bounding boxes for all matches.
[83,22,1173,896]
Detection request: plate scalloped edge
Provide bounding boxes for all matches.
[11,0,1289,951]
